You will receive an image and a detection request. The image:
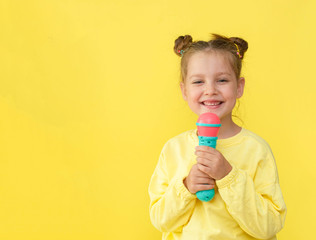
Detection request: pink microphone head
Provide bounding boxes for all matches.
[196,112,221,137]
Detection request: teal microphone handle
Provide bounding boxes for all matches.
[196,136,218,202]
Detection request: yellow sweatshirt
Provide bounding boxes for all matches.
[149,128,286,240]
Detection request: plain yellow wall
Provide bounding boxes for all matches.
[0,0,315,239]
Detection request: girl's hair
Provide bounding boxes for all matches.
[174,34,248,81]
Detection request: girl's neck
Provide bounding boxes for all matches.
[217,115,241,139]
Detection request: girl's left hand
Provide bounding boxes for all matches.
[195,146,232,180]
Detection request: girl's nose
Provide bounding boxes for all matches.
[204,83,217,95]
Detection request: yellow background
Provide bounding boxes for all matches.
[0,0,314,239]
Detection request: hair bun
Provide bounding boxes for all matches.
[174,35,193,56]
[229,37,248,59]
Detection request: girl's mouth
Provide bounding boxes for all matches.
[201,101,223,108]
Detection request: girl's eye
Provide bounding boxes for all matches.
[193,80,203,84]
[218,79,228,83]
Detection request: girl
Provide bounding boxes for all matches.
[148,34,286,240]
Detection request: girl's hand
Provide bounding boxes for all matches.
[183,164,215,194]
[195,146,232,180]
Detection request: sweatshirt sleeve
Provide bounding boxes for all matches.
[148,150,197,233]
[216,151,287,239]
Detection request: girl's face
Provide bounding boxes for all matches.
[180,51,245,122]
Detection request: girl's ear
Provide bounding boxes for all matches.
[180,82,188,101]
[237,77,245,98]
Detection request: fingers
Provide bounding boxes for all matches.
[185,164,216,194]
[194,184,215,193]
[195,176,215,185]
[195,146,220,166]
[195,176,215,184]
[193,163,213,179]
[195,147,224,178]
[192,168,215,186]
[196,157,211,166]
[195,145,217,153]
[195,168,210,178]
[195,146,219,159]
[196,157,213,176]
[190,180,215,193]
[197,163,212,176]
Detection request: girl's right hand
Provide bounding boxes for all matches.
[183,164,215,194]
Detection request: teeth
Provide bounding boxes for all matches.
[203,102,221,106]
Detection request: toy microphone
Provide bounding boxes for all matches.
[196,112,221,202]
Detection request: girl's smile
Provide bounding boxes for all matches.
[200,100,223,109]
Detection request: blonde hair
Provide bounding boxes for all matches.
[174,34,248,82]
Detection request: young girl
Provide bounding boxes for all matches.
[148,34,286,240]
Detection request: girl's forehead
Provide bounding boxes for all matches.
[187,51,234,75]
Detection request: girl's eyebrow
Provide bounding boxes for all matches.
[188,72,232,79]
[188,74,205,79]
